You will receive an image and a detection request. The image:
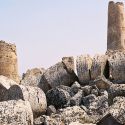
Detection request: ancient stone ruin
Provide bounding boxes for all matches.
[0,41,19,83]
[1,1,125,125]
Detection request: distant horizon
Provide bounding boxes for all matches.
[0,0,124,75]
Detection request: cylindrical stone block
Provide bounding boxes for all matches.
[108,52,125,83]
[7,85,47,117]
[0,41,19,83]
[91,54,108,80]
[76,55,92,85]
[0,100,33,125]
[107,1,125,51]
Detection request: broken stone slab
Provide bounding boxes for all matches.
[76,54,92,85]
[107,52,125,83]
[46,105,57,116]
[46,87,71,109]
[7,85,47,118]
[90,76,112,90]
[91,54,108,80]
[0,99,33,125]
[68,90,83,106]
[40,62,77,93]
[21,68,45,87]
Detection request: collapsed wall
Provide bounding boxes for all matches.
[0,41,19,83]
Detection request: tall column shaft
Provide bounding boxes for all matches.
[107,1,125,50]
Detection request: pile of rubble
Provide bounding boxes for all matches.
[0,52,125,125]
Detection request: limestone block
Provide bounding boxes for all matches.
[7,85,47,117]
[91,54,108,80]
[40,62,77,92]
[108,52,125,83]
[0,100,33,125]
[76,55,92,85]
[21,68,45,87]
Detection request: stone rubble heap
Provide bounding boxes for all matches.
[0,1,125,125]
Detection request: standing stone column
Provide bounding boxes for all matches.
[107,1,125,51]
[0,41,19,83]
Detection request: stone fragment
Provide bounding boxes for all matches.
[46,105,56,116]
[7,85,47,117]
[81,86,92,96]
[76,55,92,85]
[71,82,81,95]
[91,55,108,80]
[21,68,45,87]
[98,97,125,125]
[34,116,44,125]
[43,106,93,125]
[108,84,125,105]
[40,62,77,92]
[62,56,74,73]
[91,76,112,90]
[46,88,70,109]
[0,100,33,125]
[69,90,83,106]
[107,52,125,83]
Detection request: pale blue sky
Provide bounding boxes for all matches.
[0,0,124,74]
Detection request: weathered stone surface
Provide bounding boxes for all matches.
[107,1,125,51]
[107,52,125,83]
[46,88,70,109]
[99,97,125,125]
[21,68,45,87]
[40,62,77,92]
[34,116,44,125]
[68,90,83,106]
[46,105,56,116]
[108,84,125,105]
[82,93,109,116]
[7,85,47,117]
[71,82,81,95]
[76,55,92,85]
[43,106,93,125]
[81,86,92,96]
[91,55,108,80]
[0,41,20,83]
[91,76,112,90]
[0,100,33,125]
[70,123,96,125]
[62,56,74,73]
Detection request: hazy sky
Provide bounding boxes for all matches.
[0,0,124,75]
